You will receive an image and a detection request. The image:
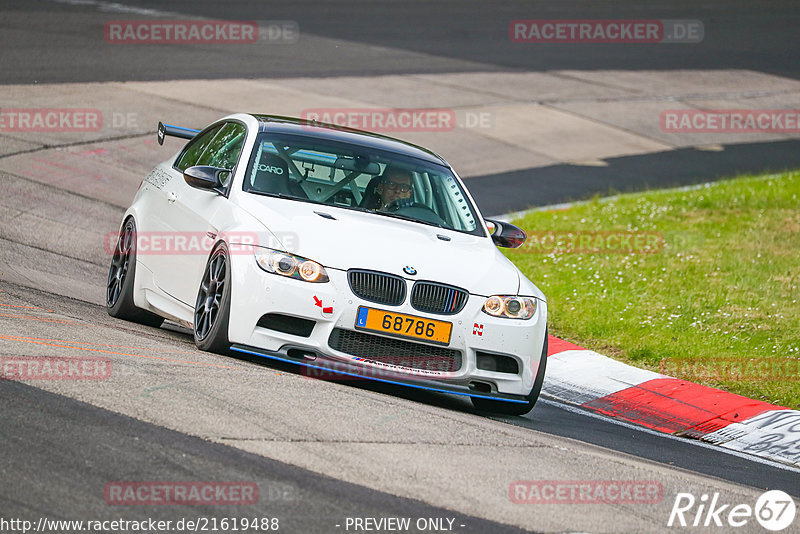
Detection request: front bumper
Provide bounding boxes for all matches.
[227,253,547,399]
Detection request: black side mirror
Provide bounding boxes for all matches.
[485,218,527,248]
[183,165,229,193]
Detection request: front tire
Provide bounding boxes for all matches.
[193,243,232,354]
[106,218,164,327]
[471,329,548,416]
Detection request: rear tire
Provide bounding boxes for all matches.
[106,218,164,327]
[471,329,548,416]
[193,243,232,354]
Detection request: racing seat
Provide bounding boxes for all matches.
[251,154,305,197]
[360,175,383,209]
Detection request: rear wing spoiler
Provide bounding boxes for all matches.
[157,121,200,145]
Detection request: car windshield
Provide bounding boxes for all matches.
[243,133,484,236]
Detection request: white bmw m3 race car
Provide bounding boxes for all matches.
[106,114,548,415]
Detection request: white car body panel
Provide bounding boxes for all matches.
[234,194,521,296]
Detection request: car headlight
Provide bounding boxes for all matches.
[254,249,329,283]
[482,295,537,319]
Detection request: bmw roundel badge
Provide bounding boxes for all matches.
[403,266,417,275]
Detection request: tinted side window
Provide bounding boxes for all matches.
[197,122,247,171]
[174,124,224,171]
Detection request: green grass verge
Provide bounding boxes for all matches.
[506,170,800,409]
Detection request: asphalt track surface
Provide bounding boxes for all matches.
[4,0,800,214]
[1,1,799,533]
[471,139,800,217]
[4,0,799,82]
[1,378,530,534]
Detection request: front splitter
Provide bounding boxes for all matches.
[230,343,529,404]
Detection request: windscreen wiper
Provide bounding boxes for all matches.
[373,210,448,230]
[248,191,327,206]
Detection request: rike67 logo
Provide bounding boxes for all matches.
[668,490,796,531]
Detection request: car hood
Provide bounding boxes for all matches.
[236,194,522,295]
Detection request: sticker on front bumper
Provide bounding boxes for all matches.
[313,295,333,314]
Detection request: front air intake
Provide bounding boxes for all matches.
[475,351,520,375]
[410,281,468,315]
[257,313,315,337]
[328,328,462,372]
[347,269,406,306]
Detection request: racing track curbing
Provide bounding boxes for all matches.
[543,335,800,468]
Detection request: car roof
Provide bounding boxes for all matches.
[251,114,449,167]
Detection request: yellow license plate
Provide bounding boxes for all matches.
[355,306,452,345]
